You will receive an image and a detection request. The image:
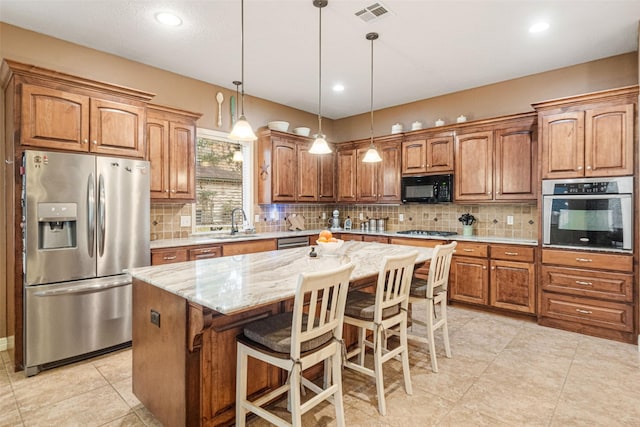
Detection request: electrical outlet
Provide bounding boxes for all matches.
[322,212,327,219]
[254,214,260,223]
[507,215,514,225]
[180,215,191,227]
[399,213,404,222]
[359,213,364,220]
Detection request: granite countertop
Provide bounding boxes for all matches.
[129,241,433,315]
[150,229,537,249]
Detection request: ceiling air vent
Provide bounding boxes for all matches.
[355,2,391,23]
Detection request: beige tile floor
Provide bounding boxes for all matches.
[1,305,639,426]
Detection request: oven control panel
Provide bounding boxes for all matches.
[553,181,618,195]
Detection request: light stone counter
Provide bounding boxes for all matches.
[129,240,433,315]
[150,229,536,249]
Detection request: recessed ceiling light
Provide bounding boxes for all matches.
[529,21,549,33]
[333,84,345,92]
[155,12,182,26]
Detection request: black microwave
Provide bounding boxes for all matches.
[401,174,453,203]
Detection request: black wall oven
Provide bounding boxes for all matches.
[542,177,633,252]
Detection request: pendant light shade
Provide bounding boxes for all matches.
[232,149,244,162]
[362,32,382,163]
[229,0,257,142]
[309,0,332,155]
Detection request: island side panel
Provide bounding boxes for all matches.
[132,278,189,427]
[201,303,283,426]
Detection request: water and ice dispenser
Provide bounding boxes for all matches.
[37,203,77,249]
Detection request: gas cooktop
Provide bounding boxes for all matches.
[396,230,458,236]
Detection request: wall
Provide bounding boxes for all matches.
[335,52,638,141]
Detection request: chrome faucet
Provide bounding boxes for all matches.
[230,208,247,235]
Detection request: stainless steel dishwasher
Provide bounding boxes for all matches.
[277,236,310,250]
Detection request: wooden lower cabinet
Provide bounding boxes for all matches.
[151,240,276,265]
[450,243,536,315]
[539,248,634,343]
[151,247,188,265]
[450,256,489,305]
[189,246,222,260]
[222,239,277,256]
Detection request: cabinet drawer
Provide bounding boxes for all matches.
[151,248,188,265]
[363,235,388,244]
[389,238,446,248]
[540,292,633,332]
[222,239,277,256]
[542,249,632,272]
[455,242,488,258]
[490,244,534,262]
[189,246,222,260]
[541,266,633,302]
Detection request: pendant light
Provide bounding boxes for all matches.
[231,80,244,162]
[309,0,332,154]
[362,32,382,163]
[229,0,257,142]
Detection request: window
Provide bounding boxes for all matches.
[193,128,253,233]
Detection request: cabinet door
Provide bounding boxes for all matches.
[584,104,634,177]
[356,146,378,202]
[337,148,357,202]
[494,123,536,200]
[271,139,297,202]
[490,260,535,313]
[426,134,454,173]
[297,143,318,202]
[20,84,90,151]
[147,118,170,199]
[378,142,401,203]
[450,256,489,305]
[318,150,335,202]
[454,131,493,201]
[169,121,196,200]
[90,98,145,158]
[401,140,427,174]
[541,112,584,179]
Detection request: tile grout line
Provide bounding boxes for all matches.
[546,334,581,427]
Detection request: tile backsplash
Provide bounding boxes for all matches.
[150,202,538,241]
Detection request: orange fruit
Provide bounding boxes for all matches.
[329,237,338,242]
[319,230,332,240]
[317,237,328,242]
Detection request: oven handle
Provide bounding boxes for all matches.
[542,194,632,200]
[31,279,131,297]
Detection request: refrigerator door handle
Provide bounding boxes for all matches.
[98,173,106,257]
[31,278,131,297]
[87,174,95,257]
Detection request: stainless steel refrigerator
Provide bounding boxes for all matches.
[22,150,150,376]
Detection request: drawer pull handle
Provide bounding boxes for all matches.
[202,249,212,253]
[575,308,592,315]
[575,258,593,263]
[504,252,519,256]
[163,255,177,260]
[575,280,593,286]
[463,248,475,252]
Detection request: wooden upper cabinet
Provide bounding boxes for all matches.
[455,130,493,201]
[271,138,297,202]
[585,104,634,177]
[426,134,454,173]
[21,84,146,158]
[401,140,426,174]
[401,132,454,175]
[494,121,536,200]
[454,114,536,202]
[297,142,318,202]
[336,147,357,202]
[90,98,145,157]
[20,84,90,151]
[318,150,336,201]
[257,130,334,204]
[534,86,637,179]
[356,146,378,202]
[147,105,201,201]
[378,142,402,202]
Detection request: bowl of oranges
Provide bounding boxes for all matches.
[316,230,344,253]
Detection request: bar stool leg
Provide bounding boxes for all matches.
[373,326,386,416]
[236,345,248,427]
[400,316,413,395]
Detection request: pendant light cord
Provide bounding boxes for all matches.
[240,0,245,116]
[369,34,374,145]
[317,4,323,135]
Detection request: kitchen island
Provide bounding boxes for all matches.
[128,241,433,427]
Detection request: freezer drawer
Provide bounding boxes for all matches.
[25,275,132,375]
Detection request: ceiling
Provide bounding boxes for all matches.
[1,1,639,119]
